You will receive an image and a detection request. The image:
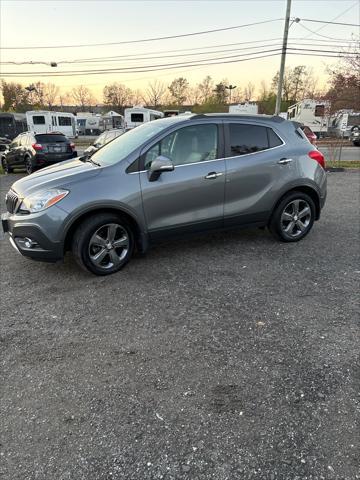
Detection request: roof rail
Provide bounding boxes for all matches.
[271,115,286,122]
[189,114,208,119]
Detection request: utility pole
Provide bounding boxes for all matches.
[275,0,292,115]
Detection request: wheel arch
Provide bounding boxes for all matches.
[270,185,321,222]
[63,207,148,254]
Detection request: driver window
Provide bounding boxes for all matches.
[144,124,218,169]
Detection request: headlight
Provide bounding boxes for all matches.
[20,188,69,213]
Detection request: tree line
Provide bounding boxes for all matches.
[1,50,359,114]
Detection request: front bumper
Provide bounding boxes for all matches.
[1,211,64,263]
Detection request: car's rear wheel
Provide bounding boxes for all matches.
[269,191,316,242]
[25,156,34,175]
[2,157,13,174]
[72,213,134,275]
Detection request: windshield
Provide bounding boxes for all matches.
[91,117,183,166]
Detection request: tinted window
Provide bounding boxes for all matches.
[33,116,45,125]
[58,116,72,126]
[229,124,268,156]
[131,113,144,122]
[267,128,283,147]
[144,124,218,169]
[35,134,68,143]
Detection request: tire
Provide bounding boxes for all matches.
[72,213,135,275]
[25,156,34,175]
[269,191,316,242]
[1,157,13,174]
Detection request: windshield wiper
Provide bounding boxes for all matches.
[86,157,101,167]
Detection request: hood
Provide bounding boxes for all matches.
[11,158,101,198]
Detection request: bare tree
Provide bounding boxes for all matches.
[131,89,144,106]
[103,83,132,110]
[168,77,189,105]
[186,86,202,105]
[145,80,166,107]
[43,83,59,109]
[244,82,255,101]
[197,76,214,103]
[72,85,95,109]
[58,92,72,109]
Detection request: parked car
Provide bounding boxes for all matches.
[2,132,77,174]
[0,137,11,169]
[1,114,327,275]
[83,129,125,157]
[350,125,360,146]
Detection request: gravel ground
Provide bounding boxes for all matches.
[0,172,359,480]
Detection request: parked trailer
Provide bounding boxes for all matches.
[229,102,258,115]
[328,111,360,139]
[124,107,164,129]
[76,113,105,136]
[0,112,27,139]
[103,111,124,131]
[287,100,330,137]
[26,111,77,138]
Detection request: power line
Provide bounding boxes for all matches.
[297,22,359,41]
[300,1,359,40]
[1,46,355,78]
[0,18,283,50]
[3,41,354,66]
[300,18,360,27]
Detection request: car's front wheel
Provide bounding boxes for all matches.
[1,157,13,174]
[72,213,134,275]
[269,191,316,242]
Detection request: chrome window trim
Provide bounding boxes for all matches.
[128,156,225,174]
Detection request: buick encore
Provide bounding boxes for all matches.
[1,114,327,275]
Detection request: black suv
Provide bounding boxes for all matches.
[2,132,77,174]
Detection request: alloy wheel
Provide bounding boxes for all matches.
[88,223,129,270]
[280,199,312,238]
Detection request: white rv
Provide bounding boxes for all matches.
[76,113,105,136]
[103,111,124,131]
[26,111,76,138]
[287,100,330,137]
[229,102,258,115]
[124,107,164,129]
[329,110,360,138]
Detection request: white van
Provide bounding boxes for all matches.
[26,111,77,138]
[287,100,330,137]
[124,107,164,130]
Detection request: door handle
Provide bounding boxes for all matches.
[205,172,223,179]
[278,158,293,164]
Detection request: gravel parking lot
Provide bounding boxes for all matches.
[0,172,359,480]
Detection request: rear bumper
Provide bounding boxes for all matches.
[34,152,77,166]
[1,212,64,263]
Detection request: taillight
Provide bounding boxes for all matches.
[308,150,325,169]
[70,143,75,150]
[32,143,43,151]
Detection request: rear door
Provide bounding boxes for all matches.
[223,121,294,226]
[139,122,226,237]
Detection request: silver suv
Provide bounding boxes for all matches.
[1,114,327,275]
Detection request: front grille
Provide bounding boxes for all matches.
[5,189,19,214]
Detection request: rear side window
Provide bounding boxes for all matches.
[267,128,283,147]
[228,124,283,156]
[35,134,68,143]
[33,115,45,125]
[58,116,72,126]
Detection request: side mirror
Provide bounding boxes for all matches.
[148,156,174,182]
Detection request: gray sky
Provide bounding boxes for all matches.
[1,0,359,98]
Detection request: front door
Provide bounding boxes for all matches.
[139,123,226,238]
